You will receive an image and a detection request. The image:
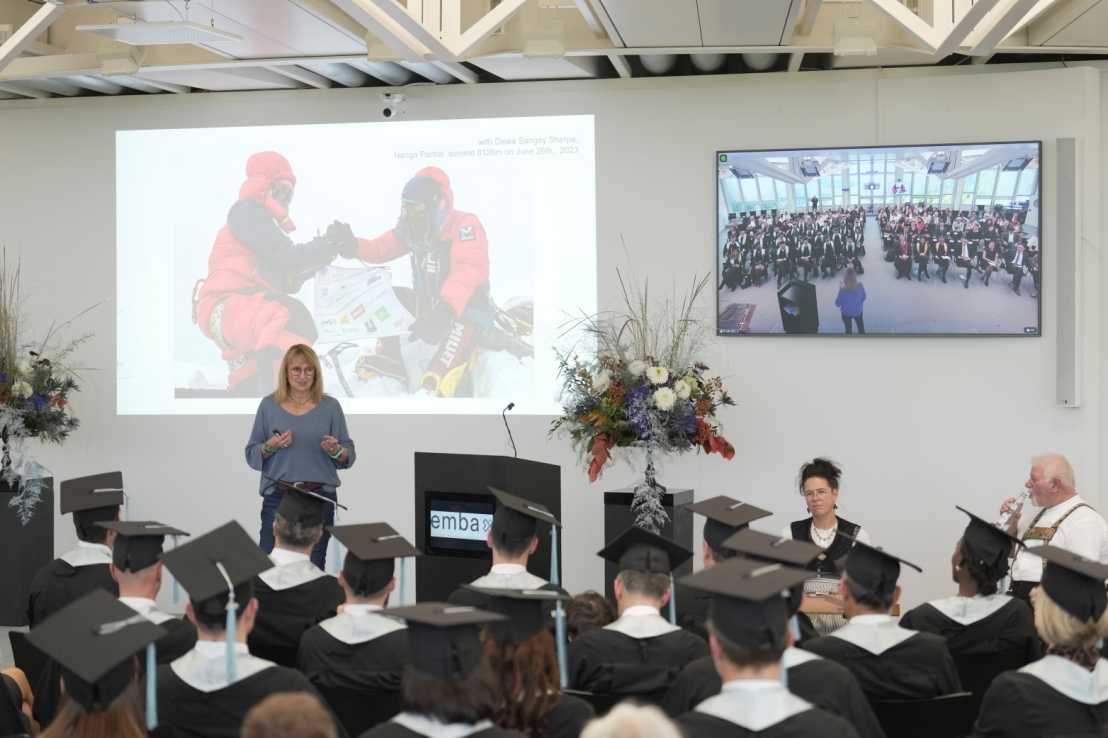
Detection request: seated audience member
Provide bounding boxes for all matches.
[449,488,554,607]
[677,496,772,640]
[298,523,412,694]
[980,240,1000,286]
[900,507,1040,664]
[934,238,951,283]
[157,521,330,738]
[803,539,963,700]
[914,238,930,280]
[894,237,911,279]
[956,237,976,289]
[1007,243,1028,296]
[581,704,682,738]
[473,587,594,738]
[250,484,345,667]
[361,602,525,738]
[36,520,199,731]
[782,458,871,580]
[27,589,164,738]
[28,473,123,626]
[663,532,883,738]
[241,693,338,738]
[972,546,1108,737]
[566,591,616,643]
[568,527,708,696]
[673,560,860,738]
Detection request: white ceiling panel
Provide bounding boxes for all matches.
[598,0,702,47]
[698,0,799,46]
[138,67,302,91]
[471,56,602,80]
[1037,0,1108,45]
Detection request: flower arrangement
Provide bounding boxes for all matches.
[551,272,735,532]
[0,249,89,523]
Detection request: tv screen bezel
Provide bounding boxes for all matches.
[714,140,1043,338]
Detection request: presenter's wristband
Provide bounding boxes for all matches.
[262,443,275,455]
[329,446,344,460]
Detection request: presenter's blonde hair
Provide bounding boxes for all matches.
[275,344,324,404]
[581,704,682,738]
[1032,585,1108,648]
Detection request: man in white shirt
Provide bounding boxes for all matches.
[1000,453,1108,602]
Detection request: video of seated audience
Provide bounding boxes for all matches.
[716,142,1042,336]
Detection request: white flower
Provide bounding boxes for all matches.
[675,377,693,400]
[653,386,677,411]
[628,360,648,378]
[11,380,32,399]
[16,360,31,377]
[591,369,612,393]
[646,366,669,385]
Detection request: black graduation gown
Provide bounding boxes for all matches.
[971,660,1108,738]
[545,693,595,738]
[661,653,885,738]
[677,697,861,738]
[568,620,710,695]
[298,625,408,691]
[156,618,200,664]
[674,583,711,641]
[0,674,29,736]
[248,575,345,667]
[26,560,117,626]
[803,630,962,701]
[156,662,342,738]
[899,597,1041,664]
[362,720,525,738]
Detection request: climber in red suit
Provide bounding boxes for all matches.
[193,151,343,395]
[335,166,491,395]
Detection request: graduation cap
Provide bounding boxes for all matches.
[686,496,772,553]
[1028,545,1108,622]
[271,478,346,528]
[490,487,563,585]
[722,528,820,617]
[60,471,124,515]
[841,537,922,601]
[597,526,692,575]
[97,521,189,573]
[330,523,419,598]
[160,521,273,682]
[27,589,165,727]
[956,506,1023,584]
[384,602,506,680]
[679,558,811,651]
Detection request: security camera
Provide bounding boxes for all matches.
[380,92,406,119]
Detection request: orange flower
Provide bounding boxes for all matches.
[695,398,712,417]
[587,435,612,482]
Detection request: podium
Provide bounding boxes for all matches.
[414,453,561,602]
[0,478,54,626]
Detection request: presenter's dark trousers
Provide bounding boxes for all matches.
[259,489,335,569]
[842,314,865,335]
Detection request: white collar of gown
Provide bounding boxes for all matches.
[828,614,918,655]
[391,712,495,738]
[320,604,406,645]
[1021,655,1108,705]
[928,594,1013,626]
[696,679,813,731]
[258,549,325,590]
[603,605,680,640]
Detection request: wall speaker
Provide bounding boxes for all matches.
[1056,137,1081,408]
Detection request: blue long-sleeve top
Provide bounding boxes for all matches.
[835,284,866,318]
[245,394,356,498]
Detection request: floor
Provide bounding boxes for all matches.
[718,216,1040,335]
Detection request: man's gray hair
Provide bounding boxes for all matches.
[1033,453,1076,490]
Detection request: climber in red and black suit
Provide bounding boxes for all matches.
[338,166,491,396]
[194,151,344,395]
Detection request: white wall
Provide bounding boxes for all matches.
[0,64,1102,611]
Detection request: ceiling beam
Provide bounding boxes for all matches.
[780,0,806,44]
[66,75,124,94]
[0,81,49,99]
[0,53,100,82]
[366,0,457,59]
[330,0,432,59]
[966,0,1043,55]
[265,64,334,89]
[573,0,605,36]
[302,61,371,86]
[134,76,190,93]
[0,3,67,73]
[433,60,478,83]
[866,0,940,49]
[796,0,823,37]
[788,51,804,72]
[29,77,82,96]
[608,54,631,78]
[933,0,1001,58]
[455,0,528,57]
[347,58,413,84]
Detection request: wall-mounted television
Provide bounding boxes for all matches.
[716,142,1042,336]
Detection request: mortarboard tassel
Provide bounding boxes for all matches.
[667,574,677,625]
[171,535,181,605]
[215,562,238,683]
[549,526,560,587]
[398,557,407,606]
[146,642,158,730]
[554,600,569,690]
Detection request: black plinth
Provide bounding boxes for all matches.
[0,477,54,626]
[603,485,693,600]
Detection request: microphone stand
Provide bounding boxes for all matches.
[501,402,517,458]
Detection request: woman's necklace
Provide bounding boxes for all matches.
[811,521,837,547]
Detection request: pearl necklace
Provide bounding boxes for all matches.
[811,522,837,548]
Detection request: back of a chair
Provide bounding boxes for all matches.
[870,692,977,738]
[316,685,401,736]
[7,633,46,697]
[953,648,1028,713]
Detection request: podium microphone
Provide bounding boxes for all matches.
[502,402,517,458]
